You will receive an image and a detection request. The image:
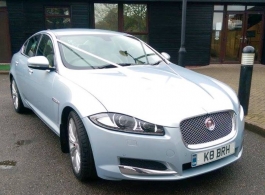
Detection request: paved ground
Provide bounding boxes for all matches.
[0,74,265,194]
[190,64,265,136]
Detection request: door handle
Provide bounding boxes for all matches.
[240,37,247,43]
[244,37,248,43]
[28,68,33,74]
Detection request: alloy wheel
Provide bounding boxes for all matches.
[68,118,81,174]
[11,80,19,109]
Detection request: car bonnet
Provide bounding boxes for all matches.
[64,65,235,127]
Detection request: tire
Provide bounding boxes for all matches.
[10,78,26,113]
[67,111,97,181]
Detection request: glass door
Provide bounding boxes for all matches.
[211,12,224,63]
[246,13,263,62]
[223,12,264,63]
[224,13,245,62]
[211,5,265,64]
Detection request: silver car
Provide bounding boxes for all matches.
[10,29,244,181]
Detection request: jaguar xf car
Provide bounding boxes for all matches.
[9,29,244,181]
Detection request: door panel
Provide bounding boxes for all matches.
[211,12,224,63]
[22,35,42,101]
[223,12,264,63]
[224,13,244,62]
[211,6,264,64]
[0,8,11,62]
[25,34,59,131]
[246,13,263,62]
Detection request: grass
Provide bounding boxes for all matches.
[0,64,10,71]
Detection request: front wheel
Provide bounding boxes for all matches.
[68,111,97,181]
[10,78,26,113]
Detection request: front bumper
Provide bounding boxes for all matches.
[82,110,244,181]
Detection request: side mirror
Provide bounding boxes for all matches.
[161,52,170,60]
[27,56,51,70]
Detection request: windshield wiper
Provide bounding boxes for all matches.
[117,63,135,66]
[98,63,135,69]
[151,60,163,65]
[98,64,116,69]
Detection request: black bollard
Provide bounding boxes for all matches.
[238,46,255,115]
[178,0,187,67]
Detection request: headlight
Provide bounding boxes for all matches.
[89,113,165,136]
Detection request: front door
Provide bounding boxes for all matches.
[224,12,263,63]
[224,13,245,62]
[0,7,11,62]
[246,13,263,62]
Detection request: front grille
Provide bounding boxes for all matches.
[180,111,233,146]
[120,158,167,171]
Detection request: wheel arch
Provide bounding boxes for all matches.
[9,73,13,81]
[9,73,13,91]
[60,106,74,153]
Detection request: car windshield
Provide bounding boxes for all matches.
[57,34,163,70]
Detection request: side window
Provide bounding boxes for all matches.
[36,34,55,67]
[21,40,28,55]
[25,35,41,57]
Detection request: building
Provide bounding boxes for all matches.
[0,1,11,63]
[1,0,265,65]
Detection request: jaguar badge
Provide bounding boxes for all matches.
[205,117,215,131]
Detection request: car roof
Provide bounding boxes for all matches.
[41,28,128,37]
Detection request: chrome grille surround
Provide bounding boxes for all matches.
[180,111,236,149]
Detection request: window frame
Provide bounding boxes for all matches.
[45,6,72,29]
[122,3,149,37]
[21,34,42,57]
[93,3,149,42]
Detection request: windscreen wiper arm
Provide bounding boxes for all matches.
[151,60,163,65]
[98,63,134,69]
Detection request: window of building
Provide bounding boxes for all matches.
[247,6,265,11]
[0,1,6,7]
[94,4,118,31]
[94,3,148,42]
[214,5,224,11]
[211,12,223,63]
[123,4,148,42]
[227,5,245,11]
[45,7,71,29]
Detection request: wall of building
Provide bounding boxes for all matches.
[0,1,11,62]
[5,0,265,65]
[7,0,91,53]
[262,24,265,64]
[149,2,213,65]
[6,0,215,65]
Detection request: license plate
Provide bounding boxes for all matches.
[191,142,235,167]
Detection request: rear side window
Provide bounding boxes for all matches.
[24,34,41,57]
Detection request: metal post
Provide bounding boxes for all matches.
[238,46,255,115]
[178,0,187,67]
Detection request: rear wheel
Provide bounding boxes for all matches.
[68,111,97,181]
[11,78,26,113]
